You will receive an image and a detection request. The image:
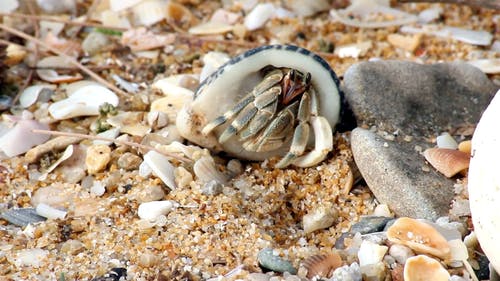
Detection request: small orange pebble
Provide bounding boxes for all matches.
[302,252,343,279]
[387,33,422,52]
[423,147,470,178]
[458,140,472,154]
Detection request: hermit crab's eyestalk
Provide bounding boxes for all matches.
[176,45,341,168]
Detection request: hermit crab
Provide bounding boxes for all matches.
[176,45,341,168]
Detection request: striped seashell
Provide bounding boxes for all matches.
[302,252,343,279]
[423,147,470,178]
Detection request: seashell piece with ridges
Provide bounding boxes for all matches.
[387,217,451,259]
[193,156,228,185]
[48,84,119,120]
[423,147,470,178]
[302,252,343,279]
[404,255,450,281]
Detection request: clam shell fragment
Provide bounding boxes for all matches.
[404,255,450,281]
[302,252,343,279]
[387,217,451,259]
[423,147,470,178]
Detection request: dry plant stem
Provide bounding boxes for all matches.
[0,12,127,32]
[0,23,129,97]
[398,0,500,9]
[32,129,192,163]
[13,5,39,105]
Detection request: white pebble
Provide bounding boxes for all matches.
[90,181,106,196]
[357,240,388,266]
[418,6,442,23]
[244,3,275,31]
[436,132,458,149]
[13,248,49,268]
[302,205,337,234]
[138,200,177,221]
[36,203,67,220]
[373,204,393,217]
[389,244,415,264]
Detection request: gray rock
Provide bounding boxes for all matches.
[330,262,362,281]
[350,216,392,234]
[350,128,455,220]
[258,248,297,274]
[343,61,498,136]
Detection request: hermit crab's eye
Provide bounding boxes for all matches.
[176,45,341,168]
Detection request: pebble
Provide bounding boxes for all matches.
[331,262,362,281]
[360,262,386,281]
[85,144,111,174]
[117,152,142,170]
[201,180,223,196]
[60,239,85,255]
[247,273,271,281]
[388,244,415,265]
[11,248,49,268]
[350,128,454,219]
[91,267,127,281]
[357,240,388,267]
[82,31,110,55]
[343,61,497,136]
[302,204,338,234]
[130,184,165,203]
[350,216,392,234]
[31,184,76,208]
[257,248,297,274]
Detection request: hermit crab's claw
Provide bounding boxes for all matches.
[291,116,333,167]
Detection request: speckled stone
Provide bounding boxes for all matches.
[350,128,454,220]
[258,248,297,275]
[343,61,497,136]
[350,216,392,235]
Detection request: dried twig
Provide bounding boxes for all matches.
[0,23,129,97]
[0,12,127,32]
[32,129,192,163]
[398,0,500,9]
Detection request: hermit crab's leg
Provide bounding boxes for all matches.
[291,89,333,168]
[202,93,254,135]
[275,92,311,168]
[238,88,280,141]
[243,101,299,152]
[201,69,283,136]
[218,86,280,143]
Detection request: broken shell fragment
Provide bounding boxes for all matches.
[387,217,451,259]
[48,84,119,120]
[302,205,338,234]
[302,252,343,279]
[19,84,56,108]
[143,151,177,190]
[193,156,228,185]
[0,119,50,158]
[404,255,450,281]
[36,56,83,83]
[35,203,67,220]
[137,200,177,221]
[423,147,470,178]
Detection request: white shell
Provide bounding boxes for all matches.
[176,45,341,161]
[468,89,500,273]
[35,203,67,220]
[19,84,56,108]
[49,84,119,120]
[143,151,177,190]
[138,200,177,221]
[357,240,388,267]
